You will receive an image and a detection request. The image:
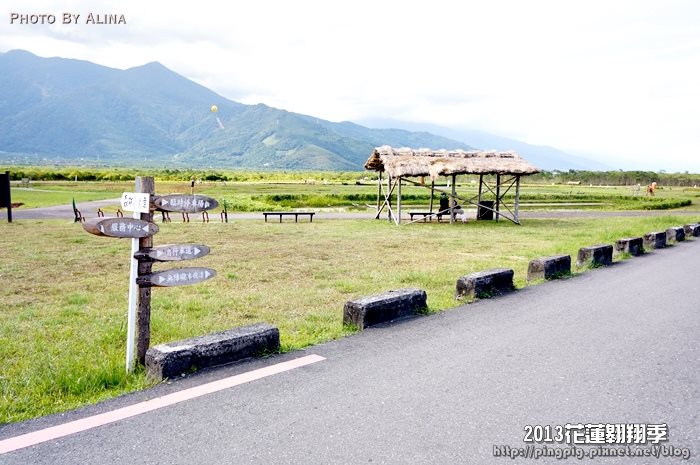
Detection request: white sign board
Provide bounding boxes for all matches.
[121,192,151,214]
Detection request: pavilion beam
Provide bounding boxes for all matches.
[387,174,392,223]
[499,176,517,198]
[515,176,521,224]
[477,174,483,203]
[376,171,382,214]
[477,174,484,220]
[401,177,519,225]
[498,177,518,220]
[375,174,397,220]
[397,176,402,225]
[482,178,498,198]
[402,177,481,206]
[429,180,435,214]
[450,174,457,224]
[495,174,501,222]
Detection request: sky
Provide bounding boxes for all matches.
[2,0,699,172]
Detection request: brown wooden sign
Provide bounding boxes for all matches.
[82,217,159,238]
[136,267,216,287]
[153,194,219,213]
[135,244,210,262]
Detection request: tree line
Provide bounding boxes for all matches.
[3,166,700,187]
[530,170,700,187]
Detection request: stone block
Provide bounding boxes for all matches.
[455,268,515,299]
[527,255,571,281]
[683,224,700,237]
[666,227,685,243]
[343,288,427,330]
[643,232,666,249]
[576,244,613,267]
[614,237,644,256]
[145,323,280,380]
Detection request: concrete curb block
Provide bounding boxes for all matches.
[683,224,700,237]
[145,323,280,380]
[614,237,644,256]
[527,255,571,282]
[576,244,613,268]
[456,268,515,300]
[643,231,667,249]
[666,227,685,243]
[343,288,427,330]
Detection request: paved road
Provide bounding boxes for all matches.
[2,237,699,464]
[2,198,700,221]
[0,198,123,220]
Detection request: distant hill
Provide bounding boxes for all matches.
[0,50,473,169]
[358,118,610,171]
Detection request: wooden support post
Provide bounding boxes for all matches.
[514,176,521,224]
[495,174,501,222]
[429,180,435,214]
[477,174,483,220]
[136,176,155,365]
[397,177,402,225]
[450,174,456,224]
[387,175,392,223]
[376,171,382,214]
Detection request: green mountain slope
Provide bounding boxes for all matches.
[0,50,472,169]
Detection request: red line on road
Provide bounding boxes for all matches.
[0,354,325,455]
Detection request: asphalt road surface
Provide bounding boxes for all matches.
[1,237,699,464]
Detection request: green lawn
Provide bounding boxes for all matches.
[8,179,697,211]
[0,214,697,423]
[9,188,119,209]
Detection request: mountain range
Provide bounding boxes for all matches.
[0,50,602,171]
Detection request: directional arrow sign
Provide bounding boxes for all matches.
[136,267,216,287]
[135,244,210,262]
[153,194,219,213]
[83,217,159,238]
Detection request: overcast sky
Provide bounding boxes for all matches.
[2,0,699,171]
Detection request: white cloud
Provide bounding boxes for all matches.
[2,0,700,171]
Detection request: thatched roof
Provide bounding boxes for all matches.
[364,145,540,179]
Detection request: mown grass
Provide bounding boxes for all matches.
[0,214,697,424]
[9,189,119,209]
[8,180,695,211]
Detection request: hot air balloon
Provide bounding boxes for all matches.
[211,105,224,129]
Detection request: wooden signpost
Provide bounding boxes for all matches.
[82,217,159,238]
[134,244,210,261]
[137,267,216,287]
[153,194,218,213]
[82,177,218,372]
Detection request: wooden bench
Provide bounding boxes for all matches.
[263,212,315,223]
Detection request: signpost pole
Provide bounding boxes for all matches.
[136,177,155,365]
[101,181,217,371]
[125,208,140,373]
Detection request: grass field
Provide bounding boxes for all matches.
[1,214,697,424]
[9,180,700,211]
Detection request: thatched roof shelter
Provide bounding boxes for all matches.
[365,145,540,180]
[367,145,540,225]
